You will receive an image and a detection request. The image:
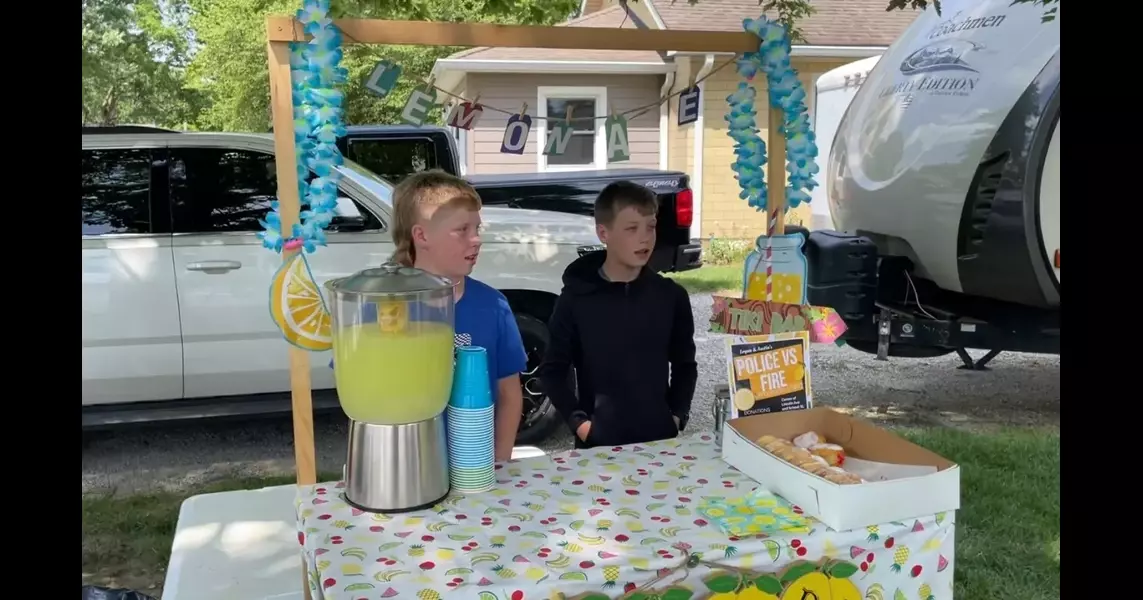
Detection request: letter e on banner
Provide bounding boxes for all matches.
[678,86,701,126]
[364,59,402,99]
[501,113,532,155]
[446,101,484,130]
[400,87,436,126]
[605,114,630,162]
[544,121,574,156]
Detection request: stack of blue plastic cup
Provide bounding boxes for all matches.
[446,346,495,493]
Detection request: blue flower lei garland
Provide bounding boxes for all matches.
[258,0,348,254]
[726,16,820,212]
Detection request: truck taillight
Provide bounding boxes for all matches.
[675,189,694,228]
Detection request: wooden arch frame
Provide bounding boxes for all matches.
[264,16,793,487]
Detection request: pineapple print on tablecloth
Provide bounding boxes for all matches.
[408,544,425,557]
[918,582,934,600]
[559,541,583,553]
[415,590,441,600]
[867,525,880,541]
[891,544,911,574]
[602,564,620,589]
[492,564,517,579]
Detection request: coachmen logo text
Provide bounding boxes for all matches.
[879,39,986,102]
[927,11,1007,39]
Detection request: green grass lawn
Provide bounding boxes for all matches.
[667,264,741,295]
[82,429,1059,598]
[900,428,1060,600]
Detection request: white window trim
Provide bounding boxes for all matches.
[536,86,608,172]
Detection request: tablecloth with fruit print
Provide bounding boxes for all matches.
[296,435,955,600]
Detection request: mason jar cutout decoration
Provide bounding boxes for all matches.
[400,78,437,126]
[605,111,630,163]
[678,85,701,126]
[446,96,484,130]
[544,106,576,157]
[363,59,402,99]
[744,233,808,304]
[501,103,532,155]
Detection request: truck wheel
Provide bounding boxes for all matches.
[844,340,955,359]
[515,313,562,445]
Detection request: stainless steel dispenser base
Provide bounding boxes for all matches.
[344,412,451,513]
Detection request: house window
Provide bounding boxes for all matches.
[537,86,608,171]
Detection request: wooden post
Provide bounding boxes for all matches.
[268,38,317,600]
[267,39,318,487]
[766,106,787,235]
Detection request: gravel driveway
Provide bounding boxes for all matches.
[82,294,1060,495]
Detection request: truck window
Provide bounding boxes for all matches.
[345,137,437,184]
[167,148,382,233]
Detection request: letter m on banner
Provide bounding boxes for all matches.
[446,101,484,130]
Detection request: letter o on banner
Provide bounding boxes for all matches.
[501,113,532,155]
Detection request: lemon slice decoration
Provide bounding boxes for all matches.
[733,388,756,411]
[269,254,332,351]
[788,363,805,384]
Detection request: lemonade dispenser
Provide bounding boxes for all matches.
[325,262,456,512]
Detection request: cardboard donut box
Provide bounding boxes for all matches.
[721,407,961,532]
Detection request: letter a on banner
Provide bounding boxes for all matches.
[678,86,701,126]
[501,105,532,155]
[401,85,436,126]
[446,101,484,130]
[605,114,630,162]
[364,59,402,99]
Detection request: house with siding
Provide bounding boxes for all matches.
[430,0,918,240]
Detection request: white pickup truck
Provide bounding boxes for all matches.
[81,127,601,443]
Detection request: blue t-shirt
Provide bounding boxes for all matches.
[330,277,527,405]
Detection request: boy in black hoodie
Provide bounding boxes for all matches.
[538,181,698,448]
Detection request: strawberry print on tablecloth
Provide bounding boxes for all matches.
[296,436,955,599]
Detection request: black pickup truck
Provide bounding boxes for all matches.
[337,125,702,274]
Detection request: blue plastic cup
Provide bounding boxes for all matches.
[451,346,493,410]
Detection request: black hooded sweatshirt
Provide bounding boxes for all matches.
[538,251,698,448]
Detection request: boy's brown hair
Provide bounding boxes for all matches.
[594,180,659,227]
[390,169,482,266]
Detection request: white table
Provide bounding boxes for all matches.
[163,446,548,600]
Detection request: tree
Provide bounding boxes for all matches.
[186,0,580,131]
[82,0,205,126]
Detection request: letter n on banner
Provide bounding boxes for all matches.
[544,121,574,156]
[401,85,436,126]
[446,101,484,130]
[678,86,701,126]
[605,114,630,162]
[501,113,532,155]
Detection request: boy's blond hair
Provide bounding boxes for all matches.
[390,169,482,266]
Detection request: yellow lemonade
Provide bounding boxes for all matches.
[333,321,455,424]
[745,272,805,304]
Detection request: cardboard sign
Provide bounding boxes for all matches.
[725,332,812,418]
[363,59,402,98]
[544,120,574,156]
[501,113,532,155]
[678,85,701,125]
[605,114,630,162]
[710,296,847,344]
[446,101,484,130]
[400,86,436,126]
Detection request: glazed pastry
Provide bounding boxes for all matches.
[810,443,846,467]
[756,434,781,447]
[824,467,863,485]
[793,431,826,449]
